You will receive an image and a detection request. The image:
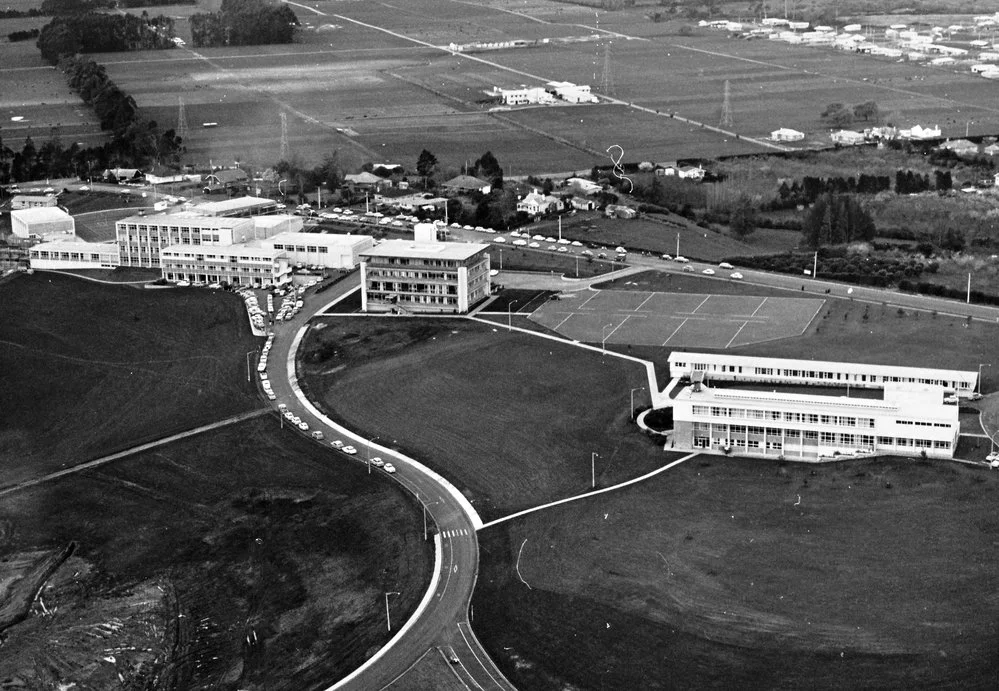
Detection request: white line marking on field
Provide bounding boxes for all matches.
[634,293,655,311]
[750,297,768,317]
[662,318,688,346]
[690,295,711,314]
[725,321,749,349]
[577,292,598,310]
[515,539,532,590]
[605,317,628,342]
[553,313,575,331]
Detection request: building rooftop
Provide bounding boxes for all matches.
[11,207,72,223]
[266,231,373,247]
[30,239,117,252]
[361,239,489,261]
[192,196,275,215]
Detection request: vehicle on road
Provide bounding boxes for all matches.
[702,268,715,275]
[331,440,344,448]
[730,272,744,280]
[493,237,506,243]
[683,265,695,273]
[719,262,735,269]
[311,430,324,440]
[383,463,396,473]
[298,421,309,431]
[661,253,672,260]
[674,256,689,263]
[369,456,385,467]
[342,445,357,455]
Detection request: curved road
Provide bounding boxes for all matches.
[262,277,514,690]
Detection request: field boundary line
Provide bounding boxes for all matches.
[286,324,484,529]
[724,321,749,349]
[326,534,443,691]
[0,408,269,498]
[480,453,698,530]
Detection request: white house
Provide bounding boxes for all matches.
[830,130,866,146]
[899,124,941,140]
[771,127,805,142]
[11,194,58,210]
[517,190,561,216]
[677,165,706,180]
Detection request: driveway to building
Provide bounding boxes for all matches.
[262,273,514,691]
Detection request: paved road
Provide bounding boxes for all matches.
[261,274,514,691]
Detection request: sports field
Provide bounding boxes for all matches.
[530,288,824,348]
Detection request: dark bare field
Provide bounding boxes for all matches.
[0,272,261,487]
[473,455,999,690]
[0,415,432,690]
[298,318,683,521]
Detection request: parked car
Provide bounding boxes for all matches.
[719,262,735,269]
[674,256,689,263]
[311,430,324,440]
[369,456,385,467]
[383,463,396,474]
[730,272,744,280]
[298,421,309,431]
[683,265,695,273]
[702,268,715,275]
[331,440,344,448]
[342,445,357,455]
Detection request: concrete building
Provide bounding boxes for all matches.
[11,195,58,210]
[262,232,373,270]
[672,382,959,460]
[29,240,120,270]
[116,213,255,268]
[546,81,599,103]
[159,243,291,287]
[360,239,490,313]
[11,207,75,239]
[667,352,979,397]
[192,196,278,217]
[251,214,304,237]
[493,86,556,105]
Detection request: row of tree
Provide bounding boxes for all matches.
[190,0,298,47]
[820,101,881,128]
[37,12,174,63]
[770,168,954,210]
[802,193,877,248]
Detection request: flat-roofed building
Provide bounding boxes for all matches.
[668,352,978,397]
[160,242,291,287]
[11,207,75,238]
[261,232,373,270]
[192,196,278,217]
[29,240,120,270]
[116,213,255,269]
[252,214,303,236]
[360,239,490,313]
[673,382,959,460]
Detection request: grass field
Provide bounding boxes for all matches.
[0,415,433,690]
[472,454,999,689]
[0,272,261,487]
[297,318,685,521]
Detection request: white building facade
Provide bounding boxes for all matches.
[159,243,291,287]
[29,240,120,270]
[673,383,959,460]
[11,207,75,238]
[668,352,978,397]
[261,232,374,270]
[360,240,490,313]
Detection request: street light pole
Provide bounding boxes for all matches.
[508,300,519,332]
[591,452,599,489]
[367,436,380,474]
[630,386,645,420]
[676,232,680,257]
[384,591,400,631]
[422,500,439,541]
[245,350,255,382]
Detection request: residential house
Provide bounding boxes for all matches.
[343,171,391,191]
[677,165,706,181]
[655,162,679,176]
[983,143,999,156]
[938,139,979,156]
[900,124,941,140]
[203,168,249,193]
[830,130,866,146]
[569,197,597,211]
[517,189,562,216]
[441,175,492,195]
[104,167,143,183]
[11,195,58,210]
[771,127,805,142]
[604,204,636,219]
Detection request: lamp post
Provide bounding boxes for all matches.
[676,232,680,257]
[498,248,503,270]
[384,592,400,631]
[978,363,990,395]
[421,499,439,541]
[245,350,256,382]
[367,436,380,474]
[508,299,519,332]
[602,323,614,353]
[591,452,599,489]
[630,386,645,420]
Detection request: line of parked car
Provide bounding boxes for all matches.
[662,255,744,279]
[258,333,276,400]
[277,404,397,473]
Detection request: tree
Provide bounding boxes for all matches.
[473,151,503,189]
[416,149,437,180]
[853,101,880,122]
[729,195,756,239]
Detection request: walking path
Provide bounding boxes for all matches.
[0,408,270,497]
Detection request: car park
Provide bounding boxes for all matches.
[383,463,396,474]
[342,445,357,455]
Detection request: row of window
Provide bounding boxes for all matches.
[369,269,455,280]
[691,405,876,428]
[163,263,271,273]
[271,244,328,253]
[690,423,950,450]
[31,251,112,262]
[368,292,457,305]
[378,257,459,268]
[678,361,971,390]
[369,282,458,295]
[693,436,950,451]
[897,419,951,428]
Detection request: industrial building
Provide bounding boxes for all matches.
[11,207,75,239]
[359,239,490,313]
[261,232,374,270]
[667,352,979,397]
[672,382,959,460]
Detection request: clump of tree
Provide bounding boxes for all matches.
[8,28,40,42]
[469,150,503,189]
[190,0,298,47]
[40,0,113,14]
[37,12,175,63]
[802,193,876,248]
[820,101,880,128]
[729,194,756,239]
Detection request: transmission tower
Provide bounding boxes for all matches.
[601,41,614,95]
[176,96,188,141]
[719,79,733,128]
[279,111,289,161]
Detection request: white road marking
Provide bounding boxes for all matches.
[553,313,575,331]
[634,293,655,311]
[604,317,629,342]
[750,296,768,317]
[576,291,598,310]
[457,622,506,690]
[662,318,688,346]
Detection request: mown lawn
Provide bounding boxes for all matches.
[473,455,999,690]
